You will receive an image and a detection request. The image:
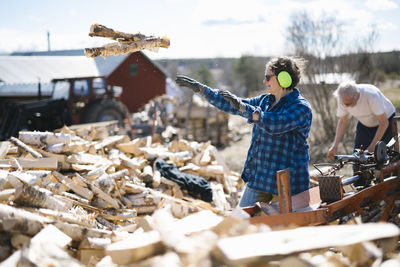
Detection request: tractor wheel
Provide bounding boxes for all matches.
[81,99,128,126]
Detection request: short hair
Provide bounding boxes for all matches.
[333,80,359,98]
[266,56,307,90]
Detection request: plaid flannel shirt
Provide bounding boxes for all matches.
[202,87,312,195]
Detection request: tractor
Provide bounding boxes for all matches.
[0,76,129,140]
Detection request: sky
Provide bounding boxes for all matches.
[0,0,399,60]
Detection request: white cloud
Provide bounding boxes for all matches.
[365,0,398,11]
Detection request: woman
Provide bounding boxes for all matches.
[176,56,312,207]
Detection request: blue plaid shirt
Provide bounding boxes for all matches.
[202,87,312,195]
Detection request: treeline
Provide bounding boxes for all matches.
[156,50,400,96]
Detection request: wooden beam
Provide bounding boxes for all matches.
[276,168,291,213]
[214,222,400,266]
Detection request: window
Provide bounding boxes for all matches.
[130,64,137,76]
[93,77,106,95]
[73,80,90,96]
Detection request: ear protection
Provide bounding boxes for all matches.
[277,71,292,89]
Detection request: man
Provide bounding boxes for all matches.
[327,81,396,161]
[176,56,312,207]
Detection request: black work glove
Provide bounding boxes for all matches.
[218,89,247,113]
[175,75,206,95]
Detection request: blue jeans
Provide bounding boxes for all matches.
[238,186,260,207]
[353,113,395,174]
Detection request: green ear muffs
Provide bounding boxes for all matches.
[277,71,292,88]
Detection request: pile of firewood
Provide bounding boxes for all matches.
[0,121,399,266]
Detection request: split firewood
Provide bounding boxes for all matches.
[94,135,127,151]
[0,188,15,201]
[52,221,112,242]
[34,147,70,170]
[10,234,31,249]
[117,138,146,156]
[105,230,165,265]
[8,171,40,185]
[213,223,400,266]
[52,171,94,200]
[35,207,94,228]
[61,192,90,205]
[0,157,58,170]
[98,209,137,221]
[17,225,82,267]
[9,137,42,158]
[152,167,161,188]
[92,173,116,194]
[89,183,119,209]
[67,153,112,166]
[78,237,111,266]
[140,165,154,184]
[0,141,10,159]
[84,24,170,58]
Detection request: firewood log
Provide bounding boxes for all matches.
[0,203,51,235]
[88,23,146,41]
[52,221,112,242]
[105,230,165,265]
[9,137,42,158]
[12,183,68,212]
[0,157,58,170]
[18,131,71,146]
[0,188,15,201]
[213,223,400,266]
[52,171,94,200]
[10,234,31,249]
[0,141,10,159]
[94,135,127,151]
[117,138,146,156]
[89,183,119,209]
[85,36,170,58]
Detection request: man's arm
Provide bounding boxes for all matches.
[366,113,389,152]
[327,115,349,161]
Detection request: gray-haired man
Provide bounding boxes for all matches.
[327,81,396,161]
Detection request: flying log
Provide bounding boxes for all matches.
[84,24,170,58]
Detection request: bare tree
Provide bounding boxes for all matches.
[285,11,379,161]
[286,11,345,146]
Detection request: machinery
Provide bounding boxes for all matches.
[243,117,400,227]
[0,76,128,141]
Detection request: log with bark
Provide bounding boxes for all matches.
[84,23,170,58]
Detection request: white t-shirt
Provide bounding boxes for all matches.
[336,84,395,127]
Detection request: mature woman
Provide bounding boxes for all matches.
[176,56,312,207]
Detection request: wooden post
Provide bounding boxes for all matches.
[391,116,399,153]
[277,168,292,213]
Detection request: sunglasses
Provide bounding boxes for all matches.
[264,74,275,81]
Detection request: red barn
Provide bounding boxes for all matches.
[6,49,172,114]
[107,51,167,113]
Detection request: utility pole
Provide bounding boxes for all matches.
[47,31,51,51]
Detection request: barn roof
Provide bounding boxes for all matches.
[0,49,169,97]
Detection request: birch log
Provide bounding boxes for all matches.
[18,131,71,146]
[0,203,51,235]
[85,36,170,58]
[9,137,42,158]
[88,23,146,41]
[12,183,68,212]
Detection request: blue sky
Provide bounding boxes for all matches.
[0,0,399,59]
